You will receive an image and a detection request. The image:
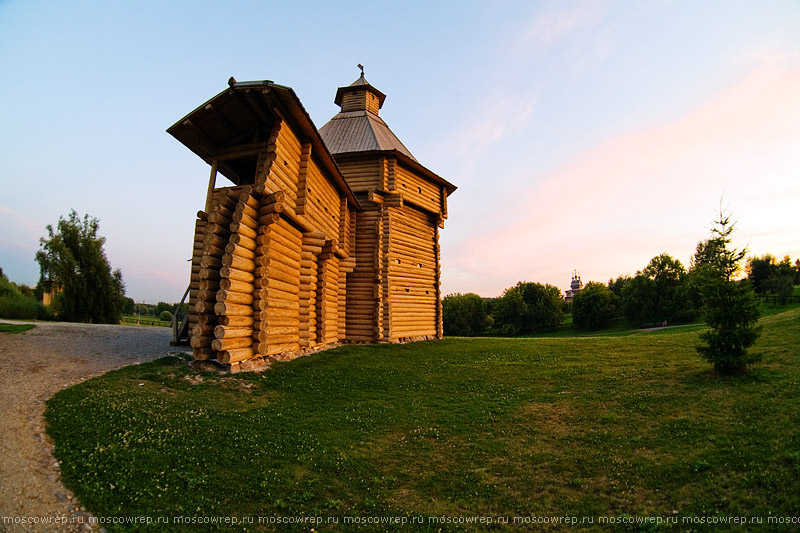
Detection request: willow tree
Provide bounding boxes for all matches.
[36,210,126,323]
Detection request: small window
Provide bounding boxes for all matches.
[417,187,422,193]
[417,263,422,268]
[404,288,410,293]
[396,259,401,264]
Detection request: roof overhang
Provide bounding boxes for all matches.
[167,80,361,210]
[332,149,457,196]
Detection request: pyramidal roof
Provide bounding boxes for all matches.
[319,74,417,162]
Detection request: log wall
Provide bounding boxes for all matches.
[185,117,359,366]
[387,205,439,339]
[335,158,383,193]
[394,165,443,216]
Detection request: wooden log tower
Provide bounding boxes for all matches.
[168,73,455,368]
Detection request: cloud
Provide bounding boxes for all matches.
[514,0,608,57]
[443,51,800,297]
[439,90,538,167]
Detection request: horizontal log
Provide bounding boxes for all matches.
[261,190,285,207]
[262,226,302,253]
[214,302,253,317]
[199,279,219,291]
[241,202,258,220]
[192,348,214,361]
[254,296,299,311]
[190,335,214,349]
[212,336,252,352]
[220,278,254,294]
[253,316,299,329]
[200,268,221,281]
[229,221,257,239]
[192,324,215,337]
[217,347,254,364]
[219,315,255,327]
[214,325,253,339]
[230,232,257,251]
[222,253,255,271]
[197,289,217,303]
[267,241,302,263]
[220,266,255,283]
[257,333,300,345]
[201,256,222,269]
[257,213,281,226]
[232,209,258,229]
[217,289,254,305]
[213,203,234,219]
[225,242,257,261]
[194,300,213,314]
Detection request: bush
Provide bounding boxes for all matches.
[572,282,618,330]
[0,270,52,320]
[159,310,173,323]
[442,293,488,336]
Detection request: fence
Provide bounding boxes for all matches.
[121,316,171,328]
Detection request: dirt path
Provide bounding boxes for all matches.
[0,321,176,532]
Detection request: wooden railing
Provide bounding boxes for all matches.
[170,284,191,346]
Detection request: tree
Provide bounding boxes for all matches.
[746,254,775,295]
[35,210,126,324]
[492,286,527,335]
[442,293,488,336]
[492,281,565,335]
[122,296,136,316]
[695,208,761,374]
[621,274,658,326]
[572,281,618,330]
[607,275,631,300]
[159,310,173,323]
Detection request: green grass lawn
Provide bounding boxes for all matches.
[45,309,800,531]
[0,322,35,334]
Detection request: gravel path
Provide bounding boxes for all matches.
[0,321,176,532]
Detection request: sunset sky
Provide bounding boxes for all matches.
[1,1,798,303]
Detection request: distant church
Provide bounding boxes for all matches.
[564,272,582,303]
[168,70,456,369]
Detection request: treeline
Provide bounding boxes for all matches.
[0,267,53,320]
[124,300,189,323]
[443,252,799,337]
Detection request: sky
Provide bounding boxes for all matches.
[1,0,798,303]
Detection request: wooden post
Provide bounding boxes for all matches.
[205,160,218,213]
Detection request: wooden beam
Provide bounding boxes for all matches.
[205,160,218,213]
[204,103,238,139]
[214,142,271,162]
[182,119,217,160]
[236,89,275,127]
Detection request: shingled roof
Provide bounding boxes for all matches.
[319,75,417,162]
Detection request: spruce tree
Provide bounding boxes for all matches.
[694,208,761,374]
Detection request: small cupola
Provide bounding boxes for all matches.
[334,66,386,115]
